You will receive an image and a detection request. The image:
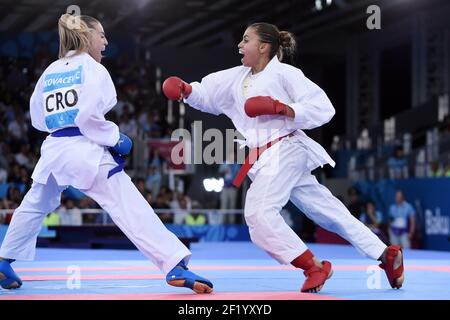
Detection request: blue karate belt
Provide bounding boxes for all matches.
[51,127,125,179]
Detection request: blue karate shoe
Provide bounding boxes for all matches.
[0,259,22,289]
[166,259,213,294]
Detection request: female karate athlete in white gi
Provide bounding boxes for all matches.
[162,23,404,293]
[0,14,213,294]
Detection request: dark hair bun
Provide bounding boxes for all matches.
[278,31,296,62]
[279,31,296,50]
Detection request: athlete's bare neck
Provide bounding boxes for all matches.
[251,56,270,75]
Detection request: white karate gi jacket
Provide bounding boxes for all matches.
[184,55,336,171]
[30,51,120,189]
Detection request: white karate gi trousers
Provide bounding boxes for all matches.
[0,151,190,274]
[245,135,387,264]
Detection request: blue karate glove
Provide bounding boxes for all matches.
[111,133,133,155]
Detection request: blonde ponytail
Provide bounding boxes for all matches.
[58,14,99,59]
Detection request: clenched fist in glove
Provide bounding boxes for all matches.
[244,96,291,118]
[111,132,133,155]
[162,76,192,101]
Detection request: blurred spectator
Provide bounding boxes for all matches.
[443,163,450,177]
[387,146,409,179]
[0,141,10,170]
[145,192,154,206]
[171,192,191,225]
[330,135,342,151]
[8,110,29,151]
[356,129,372,150]
[137,110,152,136]
[154,193,170,210]
[347,187,363,219]
[134,178,147,195]
[430,160,450,177]
[219,153,240,223]
[158,186,170,201]
[219,158,240,209]
[168,189,179,208]
[79,197,99,224]
[154,194,172,223]
[7,163,22,184]
[14,145,30,168]
[2,186,22,210]
[145,165,162,198]
[429,161,444,177]
[148,148,165,171]
[118,110,138,139]
[0,167,7,183]
[149,112,165,138]
[185,212,206,225]
[388,190,415,249]
[360,200,389,244]
[439,114,450,135]
[58,199,82,226]
[18,166,31,190]
[43,211,60,226]
[114,97,136,119]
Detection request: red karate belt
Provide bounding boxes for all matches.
[232,132,295,188]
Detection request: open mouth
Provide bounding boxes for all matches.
[239,49,245,63]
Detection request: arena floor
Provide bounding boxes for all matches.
[0,242,449,300]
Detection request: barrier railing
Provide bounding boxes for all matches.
[0,209,245,226]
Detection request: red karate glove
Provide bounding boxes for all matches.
[244,96,289,118]
[162,76,192,101]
